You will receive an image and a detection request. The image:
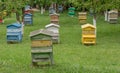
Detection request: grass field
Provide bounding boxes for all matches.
[0,11,120,73]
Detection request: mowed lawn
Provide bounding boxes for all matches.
[0,11,120,73]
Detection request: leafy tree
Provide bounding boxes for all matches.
[0,0,30,23]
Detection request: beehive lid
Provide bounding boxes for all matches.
[7,23,22,28]
[45,23,60,28]
[78,12,87,15]
[108,10,118,13]
[68,7,75,10]
[30,29,57,37]
[50,13,60,16]
[24,13,32,16]
[81,23,96,29]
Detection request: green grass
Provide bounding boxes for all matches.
[0,12,120,73]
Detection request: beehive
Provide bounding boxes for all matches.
[81,23,96,45]
[108,10,118,23]
[45,23,60,44]
[78,12,87,24]
[68,7,75,16]
[30,29,54,66]
[24,13,33,25]
[6,23,22,43]
[50,13,59,24]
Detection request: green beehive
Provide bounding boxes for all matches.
[30,29,54,66]
[68,7,75,16]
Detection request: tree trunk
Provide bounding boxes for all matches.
[16,12,20,23]
[54,3,57,13]
[104,10,108,21]
[93,15,96,27]
[21,7,24,24]
[41,6,44,14]
[93,15,96,36]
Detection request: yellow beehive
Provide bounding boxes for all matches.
[81,23,96,45]
[78,12,87,24]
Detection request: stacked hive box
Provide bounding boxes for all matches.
[45,23,60,44]
[68,7,75,16]
[24,5,33,25]
[81,23,96,45]
[108,10,118,23]
[30,29,54,66]
[24,13,33,25]
[50,13,59,24]
[7,23,22,43]
[78,12,87,24]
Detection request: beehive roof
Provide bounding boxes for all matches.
[7,23,22,28]
[30,29,58,37]
[24,13,32,16]
[108,10,118,13]
[45,23,60,28]
[78,12,87,15]
[81,23,96,29]
[50,13,60,16]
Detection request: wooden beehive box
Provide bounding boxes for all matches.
[24,13,33,25]
[6,23,22,43]
[68,7,75,16]
[50,13,59,24]
[108,10,118,23]
[78,12,87,24]
[81,23,96,45]
[45,23,60,33]
[45,23,60,44]
[30,29,54,66]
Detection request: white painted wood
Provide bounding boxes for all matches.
[93,17,96,36]
[104,10,108,21]
[7,28,21,32]
[21,23,24,35]
[93,17,96,27]
[41,6,44,14]
[45,23,60,34]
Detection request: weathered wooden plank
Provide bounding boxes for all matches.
[32,58,50,62]
[31,40,52,47]
[31,49,52,53]
[32,54,50,59]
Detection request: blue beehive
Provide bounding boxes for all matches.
[7,23,22,43]
[24,13,33,25]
